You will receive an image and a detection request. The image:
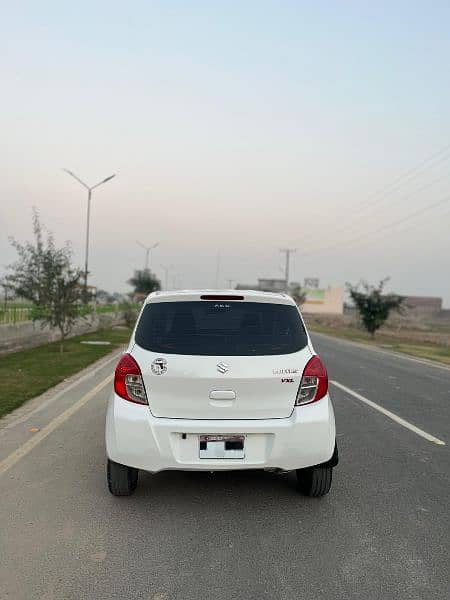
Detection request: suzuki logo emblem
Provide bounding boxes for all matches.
[217,362,230,374]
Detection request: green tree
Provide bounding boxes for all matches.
[96,288,115,303]
[289,282,306,306]
[127,268,161,296]
[347,278,403,338]
[3,209,84,352]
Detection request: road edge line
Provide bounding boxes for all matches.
[0,374,112,477]
[0,350,122,434]
[311,331,450,372]
[330,379,446,446]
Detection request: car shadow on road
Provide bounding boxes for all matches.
[133,468,312,506]
[101,467,337,549]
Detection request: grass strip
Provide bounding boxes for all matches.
[0,327,131,418]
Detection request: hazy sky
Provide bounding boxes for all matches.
[1,1,450,304]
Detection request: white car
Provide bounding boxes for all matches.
[106,290,338,497]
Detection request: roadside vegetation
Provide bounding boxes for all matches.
[289,282,306,306]
[303,278,450,365]
[0,327,131,419]
[0,302,138,325]
[3,210,84,351]
[347,278,403,338]
[127,268,161,295]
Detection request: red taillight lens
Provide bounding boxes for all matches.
[295,355,328,405]
[114,353,148,405]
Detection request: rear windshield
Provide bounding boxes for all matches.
[134,301,308,356]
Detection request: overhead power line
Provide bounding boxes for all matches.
[301,193,450,258]
[305,171,450,251]
[358,206,450,243]
[294,142,450,247]
[352,143,450,213]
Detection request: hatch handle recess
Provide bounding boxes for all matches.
[209,390,236,400]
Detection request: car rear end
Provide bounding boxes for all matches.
[106,290,337,495]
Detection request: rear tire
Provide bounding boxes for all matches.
[107,459,138,496]
[296,465,332,497]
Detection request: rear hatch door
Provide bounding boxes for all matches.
[132,297,311,420]
[132,346,312,419]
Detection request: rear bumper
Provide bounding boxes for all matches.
[105,392,336,472]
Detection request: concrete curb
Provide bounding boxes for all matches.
[0,348,123,433]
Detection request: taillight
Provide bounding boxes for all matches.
[114,353,148,405]
[295,355,328,405]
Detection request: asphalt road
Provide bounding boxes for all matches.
[1,334,449,600]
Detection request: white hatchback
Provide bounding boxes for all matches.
[106,290,338,497]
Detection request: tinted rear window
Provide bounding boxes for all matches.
[134,301,307,356]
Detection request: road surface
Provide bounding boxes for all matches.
[0,333,449,599]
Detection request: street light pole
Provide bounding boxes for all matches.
[137,241,159,271]
[85,188,92,291]
[160,264,173,290]
[63,169,116,300]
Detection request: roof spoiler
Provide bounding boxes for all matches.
[200,295,244,301]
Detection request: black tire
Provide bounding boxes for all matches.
[107,459,139,496]
[296,465,333,497]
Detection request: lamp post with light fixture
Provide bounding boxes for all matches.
[160,264,174,291]
[137,241,159,271]
[63,169,116,301]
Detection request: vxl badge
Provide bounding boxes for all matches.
[151,357,167,375]
[217,362,230,374]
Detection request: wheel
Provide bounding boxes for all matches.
[107,459,139,496]
[296,465,333,497]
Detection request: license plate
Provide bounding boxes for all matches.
[199,435,245,459]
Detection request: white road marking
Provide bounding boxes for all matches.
[312,331,450,372]
[0,350,121,434]
[0,374,112,477]
[331,380,446,446]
